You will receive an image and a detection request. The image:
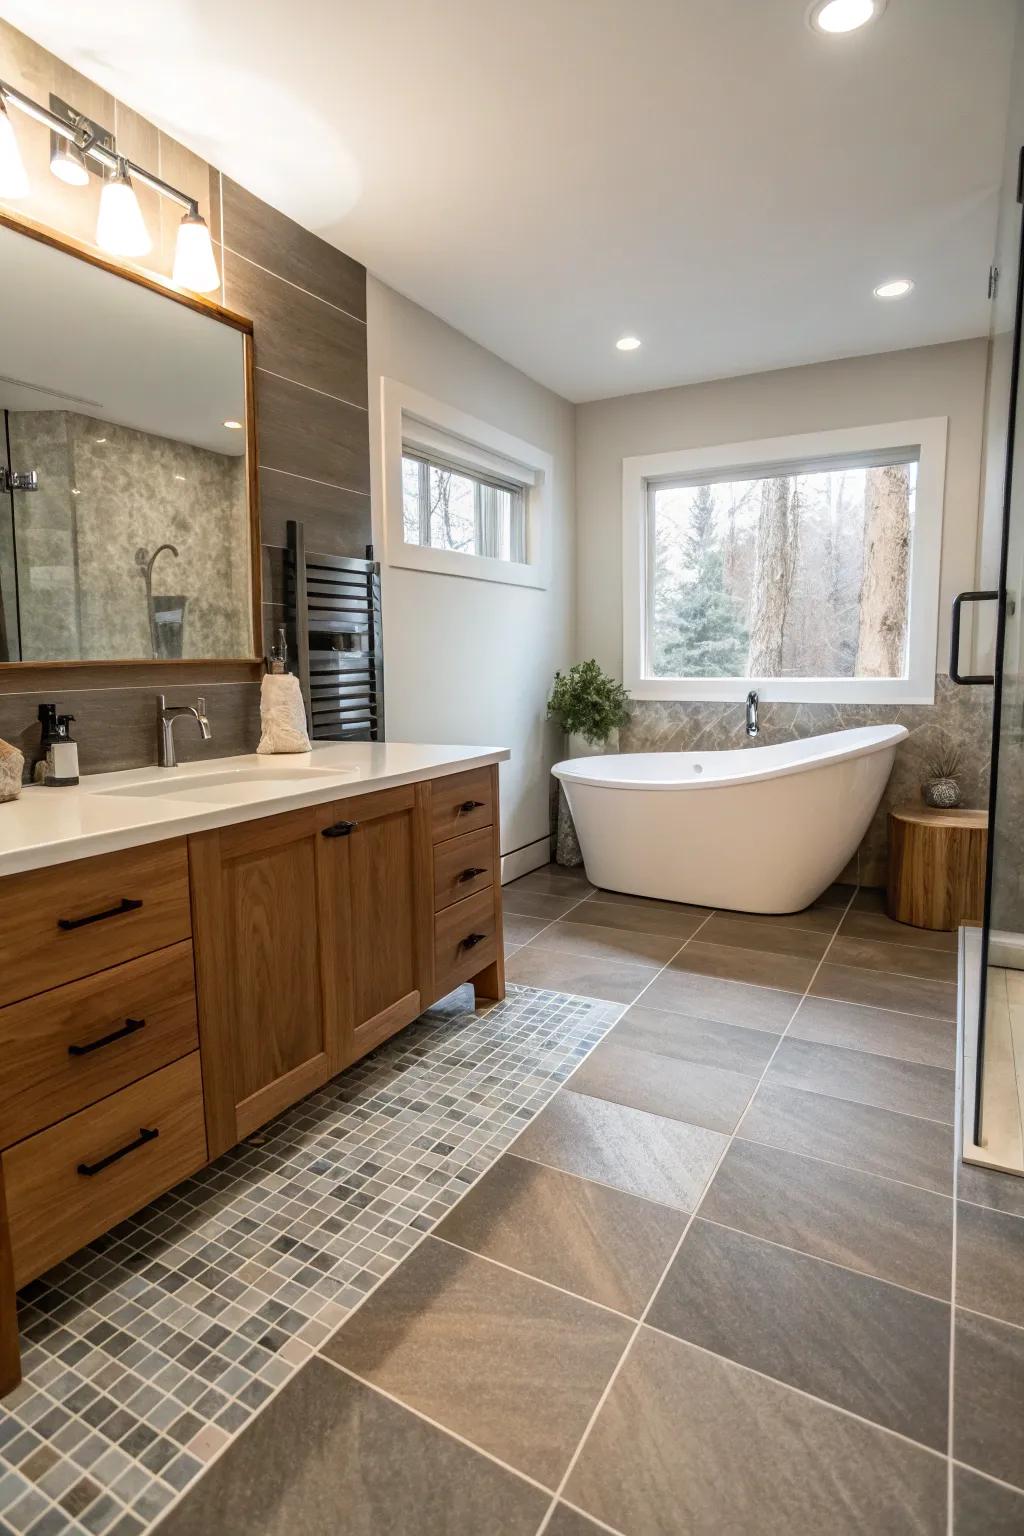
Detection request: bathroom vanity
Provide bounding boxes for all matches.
[0,745,508,1395]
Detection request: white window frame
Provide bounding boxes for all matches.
[380,378,552,589]
[622,417,948,705]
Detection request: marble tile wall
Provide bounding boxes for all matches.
[560,674,994,887]
[0,19,371,766]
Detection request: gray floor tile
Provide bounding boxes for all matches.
[954,1309,1024,1490]
[436,1153,685,1316]
[503,913,551,947]
[506,868,594,898]
[154,1359,547,1535]
[724,905,841,935]
[565,1328,947,1536]
[514,1089,727,1210]
[810,963,957,1021]
[568,1036,757,1133]
[667,939,818,994]
[828,935,958,983]
[839,907,957,952]
[649,1219,950,1449]
[957,1202,1024,1328]
[612,1002,781,1075]
[764,1038,955,1123]
[788,995,955,1069]
[701,1139,954,1297]
[699,914,830,960]
[545,1505,609,1536]
[954,1466,1024,1535]
[527,920,683,966]
[958,1161,1024,1218]
[739,1082,955,1195]
[322,1236,631,1486]
[564,896,707,939]
[503,889,586,921]
[590,888,710,915]
[641,969,801,1032]
[505,947,657,1005]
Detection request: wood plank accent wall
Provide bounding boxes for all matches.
[0,20,371,776]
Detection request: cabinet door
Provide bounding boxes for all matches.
[190,804,341,1156]
[325,782,433,1065]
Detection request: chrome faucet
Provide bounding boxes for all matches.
[745,689,759,738]
[158,694,212,767]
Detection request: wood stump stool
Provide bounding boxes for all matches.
[887,805,988,932]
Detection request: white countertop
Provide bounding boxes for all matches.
[0,742,510,877]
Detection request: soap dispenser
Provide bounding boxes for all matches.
[34,705,80,786]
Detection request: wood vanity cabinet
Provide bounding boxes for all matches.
[0,760,504,1396]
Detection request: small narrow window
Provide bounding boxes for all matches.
[401,450,528,564]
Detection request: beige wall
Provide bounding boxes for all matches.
[367,277,576,866]
[576,338,990,680]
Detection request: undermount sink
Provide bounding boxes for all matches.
[94,766,354,805]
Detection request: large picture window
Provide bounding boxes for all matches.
[623,420,947,704]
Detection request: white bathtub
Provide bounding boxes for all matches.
[552,725,908,914]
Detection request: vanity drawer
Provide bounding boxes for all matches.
[0,840,191,1009]
[433,828,495,911]
[0,942,198,1149]
[434,888,499,993]
[3,1052,207,1288]
[431,767,494,844]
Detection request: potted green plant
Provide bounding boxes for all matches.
[548,659,630,757]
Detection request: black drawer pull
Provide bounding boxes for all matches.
[458,800,486,814]
[77,1127,159,1177]
[68,1018,146,1057]
[460,931,487,950]
[58,897,143,931]
[322,820,360,838]
[458,867,487,883]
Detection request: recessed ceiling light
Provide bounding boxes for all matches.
[809,0,884,34]
[223,419,243,429]
[616,336,641,352]
[94,437,107,444]
[873,277,913,299]
[174,473,186,481]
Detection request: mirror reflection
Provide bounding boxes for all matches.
[0,224,253,663]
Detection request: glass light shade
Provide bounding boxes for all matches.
[0,98,29,200]
[812,0,877,32]
[51,138,90,187]
[96,165,152,257]
[172,211,220,293]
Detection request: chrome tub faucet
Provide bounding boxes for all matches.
[158,694,212,767]
[745,690,759,738]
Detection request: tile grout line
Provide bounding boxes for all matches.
[221,242,367,325]
[253,362,368,415]
[533,888,860,1533]
[427,1232,638,1324]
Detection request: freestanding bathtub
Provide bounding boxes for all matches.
[552,725,908,913]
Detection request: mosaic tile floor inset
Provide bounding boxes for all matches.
[0,986,620,1536]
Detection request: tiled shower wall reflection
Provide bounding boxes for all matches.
[614,673,993,886]
[0,18,371,768]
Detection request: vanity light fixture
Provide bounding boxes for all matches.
[50,136,90,188]
[809,0,885,32]
[616,336,642,352]
[223,419,243,430]
[96,158,152,258]
[0,93,29,200]
[0,78,221,293]
[873,277,913,299]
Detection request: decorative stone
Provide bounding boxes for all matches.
[0,738,24,802]
[922,776,962,809]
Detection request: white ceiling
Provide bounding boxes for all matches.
[0,0,1017,402]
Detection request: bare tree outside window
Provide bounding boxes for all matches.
[402,453,527,562]
[647,455,916,680]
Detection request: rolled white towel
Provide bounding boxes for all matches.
[257,673,311,754]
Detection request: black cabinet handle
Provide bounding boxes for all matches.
[58,897,143,931]
[950,590,998,685]
[68,1018,146,1057]
[458,867,487,883]
[77,1127,159,1177]
[458,800,486,814]
[460,932,487,950]
[322,820,360,838]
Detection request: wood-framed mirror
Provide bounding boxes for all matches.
[0,210,261,684]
